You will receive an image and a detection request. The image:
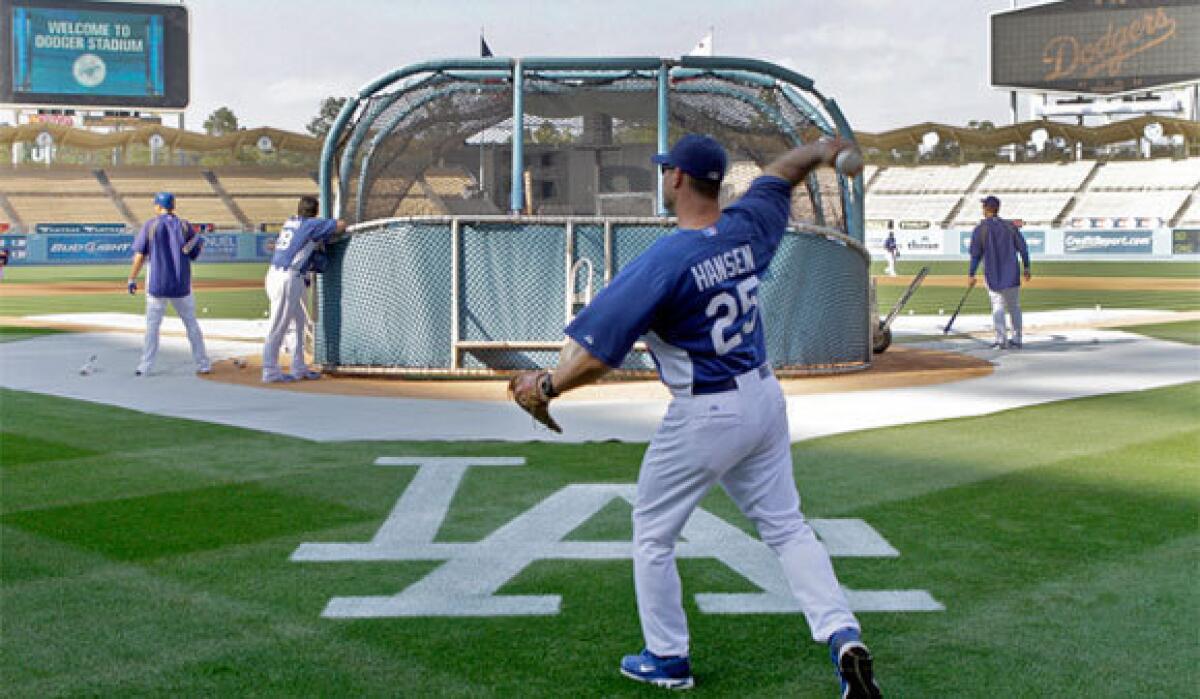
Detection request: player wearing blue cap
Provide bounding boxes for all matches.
[126,192,211,376]
[261,195,346,383]
[509,135,881,697]
[969,195,1031,349]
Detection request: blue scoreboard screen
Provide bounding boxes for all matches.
[1,0,188,108]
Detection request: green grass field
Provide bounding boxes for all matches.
[2,383,1197,697]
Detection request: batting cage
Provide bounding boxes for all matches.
[315,56,869,377]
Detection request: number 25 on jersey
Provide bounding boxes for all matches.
[706,275,760,355]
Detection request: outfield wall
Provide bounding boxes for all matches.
[864,227,1200,261]
[2,227,1198,265]
[0,230,276,264]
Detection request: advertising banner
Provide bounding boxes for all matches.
[896,229,942,255]
[959,229,1046,255]
[198,233,239,261]
[35,222,128,234]
[1063,230,1153,254]
[46,233,133,261]
[255,234,278,258]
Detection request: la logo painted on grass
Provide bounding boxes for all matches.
[291,457,943,617]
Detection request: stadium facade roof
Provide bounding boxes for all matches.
[855,115,1200,151]
[0,124,321,153]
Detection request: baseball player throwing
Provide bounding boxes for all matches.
[261,195,345,383]
[509,135,881,697]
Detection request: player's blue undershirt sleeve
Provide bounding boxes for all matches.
[564,247,671,367]
[968,223,984,277]
[132,220,151,255]
[723,176,791,248]
[1016,227,1030,271]
[310,218,337,242]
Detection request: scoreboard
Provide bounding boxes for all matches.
[1,0,188,108]
[991,0,1200,95]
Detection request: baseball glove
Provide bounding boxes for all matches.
[508,370,562,433]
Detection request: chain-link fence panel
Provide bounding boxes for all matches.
[317,217,868,377]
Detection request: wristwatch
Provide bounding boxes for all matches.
[539,372,559,399]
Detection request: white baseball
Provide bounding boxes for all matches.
[835,148,864,177]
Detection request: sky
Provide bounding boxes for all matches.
[181,0,1027,135]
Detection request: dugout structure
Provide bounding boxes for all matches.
[316,56,869,377]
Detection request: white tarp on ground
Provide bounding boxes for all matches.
[1,312,1197,443]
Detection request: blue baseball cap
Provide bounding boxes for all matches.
[153,192,175,210]
[652,134,727,183]
[981,195,1001,209]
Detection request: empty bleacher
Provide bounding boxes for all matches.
[869,163,984,193]
[952,193,1073,226]
[1175,196,1200,226]
[123,196,241,227]
[865,194,962,225]
[1088,159,1200,190]
[0,168,105,196]
[1066,190,1190,224]
[973,161,1095,192]
[106,168,215,195]
[6,195,124,224]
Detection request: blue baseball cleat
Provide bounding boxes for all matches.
[619,649,694,690]
[829,628,882,699]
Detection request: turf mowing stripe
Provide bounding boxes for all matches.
[2,482,372,560]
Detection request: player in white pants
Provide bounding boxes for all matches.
[509,135,880,697]
[969,196,1031,349]
[262,196,344,383]
[126,192,211,376]
[987,286,1023,348]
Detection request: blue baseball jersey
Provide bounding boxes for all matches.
[133,214,200,298]
[565,176,792,391]
[271,216,337,271]
[969,217,1030,290]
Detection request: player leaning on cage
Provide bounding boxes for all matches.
[126,192,212,376]
[968,195,1031,349]
[261,195,346,383]
[509,135,882,698]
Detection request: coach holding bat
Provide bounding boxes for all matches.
[509,135,881,697]
[968,195,1031,349]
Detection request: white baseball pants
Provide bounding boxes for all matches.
[262,267,310,379]
[885,250,897,276]
[138,293,210,374]
[987,286,1023,346]
[633,366,859,657]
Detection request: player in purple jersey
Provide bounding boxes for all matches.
[126,192,211,376]
[516,135,882,697]
[969,195,1031,349]
[261,195,345,383]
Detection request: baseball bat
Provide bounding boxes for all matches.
[942,285,973,334]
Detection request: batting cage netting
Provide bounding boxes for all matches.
[315,56,870,377]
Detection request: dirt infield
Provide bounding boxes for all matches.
[0,279,261,296]
[198,345,994,401]
[874,275,1199,291]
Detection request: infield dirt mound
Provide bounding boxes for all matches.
[200,345,993,401]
